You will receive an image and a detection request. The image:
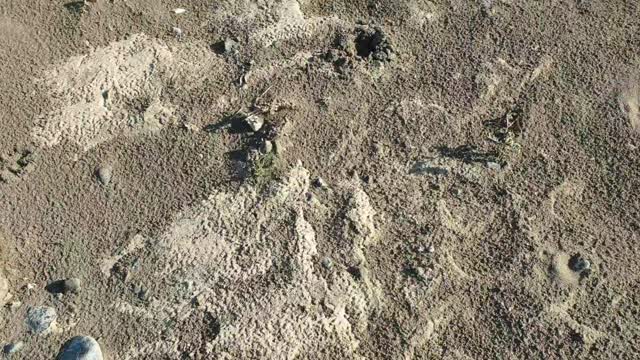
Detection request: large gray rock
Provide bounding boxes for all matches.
[25,306,57,334]
[56,336,103,360]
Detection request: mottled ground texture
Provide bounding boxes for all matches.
[1,0,639,359]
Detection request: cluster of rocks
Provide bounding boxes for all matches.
[1,276,102,359]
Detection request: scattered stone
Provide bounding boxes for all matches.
[3,341,24,355]
[46,278,81,295]
[172,27,183,39]
[427,244,435,253]
[224,38,238,53]
[134,285,149,301]
[321,258,333,270]
[96,165,113,186]
[313,177,328,189]
[63,278,82,294]
[194,292,208,308]
[260,140,273,154]
[568,254,591,273]
[26,306,57,334]
[244,114,264,132]
[486,161,502,171]
[25,283,36,291]
[409,162,449,176]
[7,300,21,310]
[172,8,187,14]
[451,188,463,196]
[56,336,103,360]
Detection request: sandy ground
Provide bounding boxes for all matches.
[1,0,639,359]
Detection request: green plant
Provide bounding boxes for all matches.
[251,152,280,188]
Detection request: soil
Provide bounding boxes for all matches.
[1,0,639,359]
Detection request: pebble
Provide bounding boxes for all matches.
[7,300,21,310]
[96,165,112,186]
[313,177,328,189]
[568,254,591,273]
[25,306,57,334]
[486,161,502,171]
[409,162,449,176]
[260,140,273,154]
[63,278,81,294]
[2,341,24,355]
[244,114,264,132]
[172,8,187,14]
[224,38,238,53]
[56,336,103,360]
[321,258,333,270]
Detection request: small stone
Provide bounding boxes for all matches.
[3,341,24,355]
[224,38,238,53]
[427,244,435,253]
[313,177,328,189]
[7,300,21,310]
[172,27,183,38]
[409,162,449,176]
[56,336,103,360]
[486,161,501,171]
[260,140,273,154]
[26,283,36,291]
[244,114,264,132]
[568,254,591,273]
[63,278,81,294]
[321,258,333,269]
[172,8,187,14]
[96,165,112,186]
[25,306,57,334]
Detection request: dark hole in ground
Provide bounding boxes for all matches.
[204,113,253,134]
[44,280,65,294]
[355,30,384,58]
[347,266,362,280]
